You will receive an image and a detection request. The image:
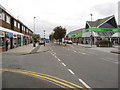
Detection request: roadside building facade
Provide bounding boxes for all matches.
[0,5,34,51]
[67,15,120,45]
[67,28,84,43]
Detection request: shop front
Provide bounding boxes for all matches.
[0,31,5,51]
[13,33,17,48]
[23,35,29,45]
[6,32,13,49]
[17,35,21,46]
[82,28,120,45]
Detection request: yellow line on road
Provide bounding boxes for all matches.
[0,68,86,90]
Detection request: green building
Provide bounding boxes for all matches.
[67,15,120,45]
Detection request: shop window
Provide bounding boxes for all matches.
[6,15,10,24]
[0,37,4,46]
[14,20,17,27]
[24,27,25,31]
[18,23,20,29]
[2,13,5,21]
[22,26,24,31]
[26,29,28,33]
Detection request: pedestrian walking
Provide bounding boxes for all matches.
[76,41,79,45]
[6,40,9,51]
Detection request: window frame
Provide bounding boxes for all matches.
[2,12,5,21]
[14,20,17,27]
[18,23,20,29]
[6,15,10,24]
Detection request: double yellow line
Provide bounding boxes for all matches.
[0,68,87,90]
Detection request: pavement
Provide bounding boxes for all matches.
[2,43,50,55]
[73,43,120,54]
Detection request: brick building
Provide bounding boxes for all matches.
[0,5,34,51]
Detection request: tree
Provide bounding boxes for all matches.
[49,32,54,41]
[33,34,40,41]
[53,26,66,44]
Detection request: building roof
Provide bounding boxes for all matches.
[112,32,120,37]
[118,25,120,28]
[67,28,84,35]
[86,15,116,28]
[0,4,33,33]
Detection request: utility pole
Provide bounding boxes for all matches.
[44,30,45,46]
[90,14,93,47]
[34,17,36,33]
[33,17,36,47]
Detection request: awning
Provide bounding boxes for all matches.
[0,30,5,37]
[0,26,24,36]
[82,31,99,37]
[112,32,120,37]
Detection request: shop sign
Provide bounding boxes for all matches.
[0,31,5,37]
[13,33,17,38]
[6,32,13,38]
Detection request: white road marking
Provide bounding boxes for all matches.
[53,53,56,55]
[54,56,57,58]
[101,58,118,64]
[58,58,61,61]
[78,79,91,88]
[74,51,77,53]
[68,69,75,75]
[52,53,55,56]
[62,63,66,66]
[106,58,118,62]
[82,53,86,55]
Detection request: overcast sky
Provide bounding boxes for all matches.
[0,0,119,38]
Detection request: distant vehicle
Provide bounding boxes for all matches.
[63,40,68,43]
[63,40,73,44]
[67,40,73,44]
[45,39,50,43]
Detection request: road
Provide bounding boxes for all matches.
[2,43,118,89]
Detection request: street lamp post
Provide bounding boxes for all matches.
[90,14,93,47]
[44,30,45,46]
[34,17,36,33]
[33,17,36,47]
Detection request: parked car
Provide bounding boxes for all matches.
[63,40,68,43]
[67,40,73,44]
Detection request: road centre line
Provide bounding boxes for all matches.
[54,56,57,58]
[78,79,91,89]
[82,53,86,55]
[68,69,75,75]
[48,48,90,90]
[74,51,77,53]
[58,58,61,61]
[62,63,66,66]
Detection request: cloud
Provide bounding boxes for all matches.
[0,0,119,38]
[92,2,117,16]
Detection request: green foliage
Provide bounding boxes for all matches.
[49,33,54,41]
[33,34,40,41]
[53,26,66,40]
[99,40,112,44]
